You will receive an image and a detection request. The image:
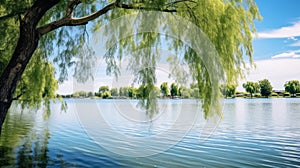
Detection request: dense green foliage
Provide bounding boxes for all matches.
[170,83,179,97]
[220,84,236,98]
[0,0,261,119]
[259,79,273,97]
[160,82,169,97]
[243,81,259,98]
[110,88,118,97]
[119,87,129,97]
[127,87,137,98]
[99,86,109,94]
[179,86,190,98]
[284,80,300,97]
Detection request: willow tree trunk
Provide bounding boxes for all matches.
[0,0,59,135]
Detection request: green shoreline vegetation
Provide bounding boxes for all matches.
[59,79,300,99]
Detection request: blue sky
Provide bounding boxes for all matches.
[253,0,300,60]
[57,0,300,94]
[233,0,300,91]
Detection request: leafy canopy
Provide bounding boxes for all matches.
[160,82,169,97]
[243,81,259,97]
[0,0,261,118]
[220,84,236,98]
[284,80,300,95]
[259,79,273,97]
[170,83,179,97]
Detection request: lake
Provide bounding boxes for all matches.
[1,98,300,167]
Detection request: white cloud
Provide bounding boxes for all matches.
[288,36,297,41]
[294,55,300,58]
[291,40,300,46]
[272,50,300,59]
[238,59,300,91]
[257,20,300,39]
[272,52,295,59]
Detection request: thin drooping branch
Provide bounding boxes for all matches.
[183,2,198,24]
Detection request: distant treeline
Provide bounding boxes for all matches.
[60,82,200,99]
[227,79,300,98]
[59,79,300,99]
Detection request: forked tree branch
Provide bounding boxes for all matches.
[37,2,114,35]
[66,0,81,17]
[37,1,183,36]
[12,93,23,100]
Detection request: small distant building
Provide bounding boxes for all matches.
[235,93,244,97]
[273,90,285,96]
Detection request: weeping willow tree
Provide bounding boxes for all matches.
[0,0,261,134]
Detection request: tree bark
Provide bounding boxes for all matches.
[0,101,11,135]
[0,0,60,135]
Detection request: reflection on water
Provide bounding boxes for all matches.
[0,105,33,167]
[0,105,49,167]
[0,98,300,167]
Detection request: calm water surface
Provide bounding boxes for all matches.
[0,98,300,167]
